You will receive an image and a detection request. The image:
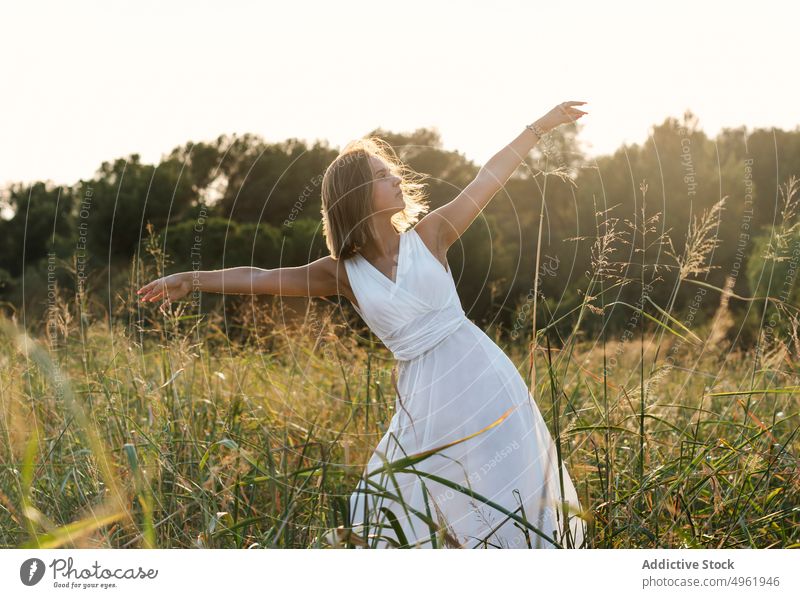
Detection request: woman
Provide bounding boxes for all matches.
[138,100,589,548]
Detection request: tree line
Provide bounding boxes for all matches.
[2,112,799,344]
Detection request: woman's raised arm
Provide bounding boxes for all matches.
[421,100,588,252]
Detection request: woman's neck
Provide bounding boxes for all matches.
[362,221,400,260]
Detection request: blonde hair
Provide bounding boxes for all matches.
[320,136,429,260]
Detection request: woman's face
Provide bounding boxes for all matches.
[368,155,404,217]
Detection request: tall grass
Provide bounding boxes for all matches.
[0,179,799,548]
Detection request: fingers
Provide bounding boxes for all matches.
[139,285,167,303]
[137,278,161,298]
[138,284,152,302]
[137,277,171,304]
[561,105,589,121]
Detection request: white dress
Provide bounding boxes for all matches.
[343,226,585,549]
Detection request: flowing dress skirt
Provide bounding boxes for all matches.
[348,319,585,549]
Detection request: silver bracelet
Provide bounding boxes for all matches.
[525,121,547,139]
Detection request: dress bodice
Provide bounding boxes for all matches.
[343,227,468,362]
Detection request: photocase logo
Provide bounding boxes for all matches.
[20,558,46,586]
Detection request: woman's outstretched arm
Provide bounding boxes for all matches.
[423,100,588,251]
[137,256,339,306]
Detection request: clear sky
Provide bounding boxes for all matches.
[1,0,797,188]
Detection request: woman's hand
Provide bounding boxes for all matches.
[137,273,192,305]
[535,101,588,134]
